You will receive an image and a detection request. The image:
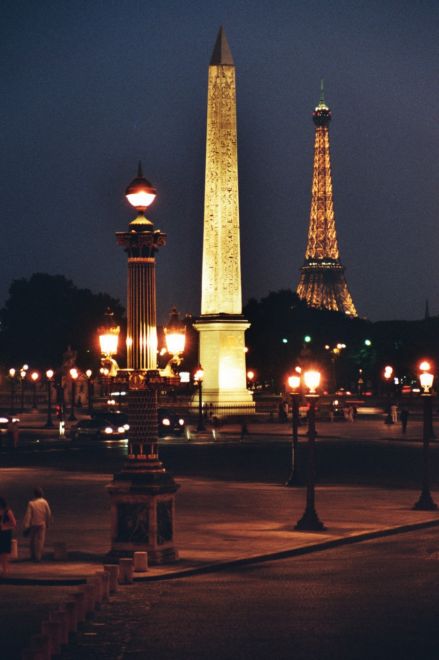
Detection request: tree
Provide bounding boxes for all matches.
[0,273,125,369]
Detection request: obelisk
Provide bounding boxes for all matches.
[194,27,253,405]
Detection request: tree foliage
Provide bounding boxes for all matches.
[0,273,125,369]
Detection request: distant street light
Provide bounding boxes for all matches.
[30,371,40,411]
[383,365,394,425]
[413,362,437,511]
[8,368,16,415]
[85,369,94,414]
[194,365,205,432]
[19,369,26,412]
[295,369,326,531]
[286,373,301,487]
[68,368,79,421]
[44,369,55,428]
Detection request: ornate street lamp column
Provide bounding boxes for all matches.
[8,369,16,416]
[295,369,326,531]
[413,361,437,511]
[107,164,179,564]
[194,365,205,432]
[44,369,55,429]
[286,372,301,487]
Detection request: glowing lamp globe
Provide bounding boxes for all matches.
[419,360,431,372]
[98,308,120,358]
[194,365,204,382]
[164,307,186,357]
[9,368,16,378]
[125,162,157,212]
[288,374,301,391]
[383,365,393,380]
[85,369,92,379]
[304,370,321,394]
[247,370,255,381]
[419,371,434,392]
[69,368,79,380]
[31,371,40,382]
[46,369,54,380]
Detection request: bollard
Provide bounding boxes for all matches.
[52,541,68,561]
[83,584,96,617]
[41,620,62,656]
[133,551,148,572]
[104,564,119,593]
[49,609,69,646]
[96,570,110,600]
[10,538,19,561]
[119,558,134,584]
[87,575,103,608]
[29,633,50,660]
[63,600,78,633]
[72,591,86,623]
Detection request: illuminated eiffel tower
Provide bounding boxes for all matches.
[296,83,357,317]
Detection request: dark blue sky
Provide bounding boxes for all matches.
[1,0,438,323]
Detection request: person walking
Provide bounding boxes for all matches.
[390,404,398,424]
[400,408,409,434]
[0,497,17,576]
[23,488,52,562]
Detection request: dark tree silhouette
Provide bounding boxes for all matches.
[0,273,125,369]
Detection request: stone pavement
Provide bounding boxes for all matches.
[1,467,439,584]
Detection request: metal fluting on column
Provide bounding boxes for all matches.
[127,258,157,371]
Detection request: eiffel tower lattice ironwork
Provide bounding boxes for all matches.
[296,83,357,317]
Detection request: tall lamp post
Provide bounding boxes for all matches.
[413,361,437,511]
[295,369,326,531]
[8,368,16,415]
[194,365,205,432]
[383,365,394,424]
[30,371,40,412]
[286,372,301,486]
[19,368,27,412]
[85,370,94,414]
[107,164,180,564]
[44,369,55,428]
[68,368,79,421]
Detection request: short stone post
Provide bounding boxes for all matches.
[104,564,119,593]
[119,557,134,584]
[133,551,148,572]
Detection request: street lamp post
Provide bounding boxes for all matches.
[85,370,94,414]
[383,365,394,424]
[413,362,437,511]
[107,164,180,564]
[194,365,205,432]
[286,373,301,486]
[44,370,55,428]
[295,369,326,531]
[19,369,26,412]
[8,368,16,415]
[30,371,40,411]
[68,368,79,421]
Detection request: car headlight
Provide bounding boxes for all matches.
[162,418,171,426]
[123,424,130,431]
[104,426,113,434]
[118,426,125,433]
[178,418,185,426]
[0,417,8,423]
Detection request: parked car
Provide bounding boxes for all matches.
[70,417,129,442]
[158,409,186,437]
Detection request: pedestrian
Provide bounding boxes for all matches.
[0,496,17,576]
[400,408,409,433]
[390,404,398,424]
[23,487,52,562]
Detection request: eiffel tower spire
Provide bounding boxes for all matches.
[296,85,357,316]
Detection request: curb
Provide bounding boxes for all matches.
[3,516,439,586]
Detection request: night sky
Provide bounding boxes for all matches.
[2,0,438,324]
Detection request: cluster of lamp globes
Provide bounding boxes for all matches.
[383,361,434,394]
[287,367,321,395]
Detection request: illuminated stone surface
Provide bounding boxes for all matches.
[196,28,252,406]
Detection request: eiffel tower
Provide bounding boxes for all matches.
[296,83,357,317]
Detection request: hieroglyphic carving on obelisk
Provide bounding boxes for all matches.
[195,28,253,405]
[201,27,242,316]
